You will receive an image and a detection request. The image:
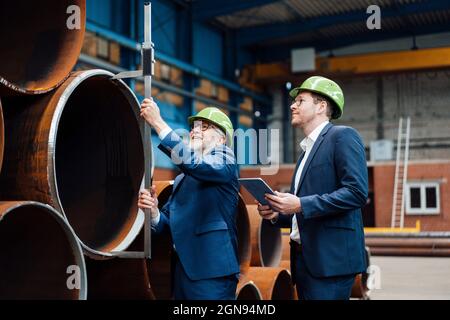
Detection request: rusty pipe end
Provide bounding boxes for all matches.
[236,281,262,300]
[0,1,86,95]
[0,201,87,299]
[0,99,3,173]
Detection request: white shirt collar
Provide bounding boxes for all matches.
[300,121,329,151]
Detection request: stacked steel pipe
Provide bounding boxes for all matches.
[0,70,145,257]
[0,99,3,173]
[365,235,450,256]
[0,1,351,301]
[0,201,87,299]
[0,1,86,95]
[268,220,372,300]
[236,205,294,300]
[0,1,151,300]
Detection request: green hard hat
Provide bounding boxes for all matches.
[289,76,344,119]
[188,107,234,146]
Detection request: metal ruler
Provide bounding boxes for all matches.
[111,2,155,259]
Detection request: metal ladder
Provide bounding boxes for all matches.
[391,117,411,228]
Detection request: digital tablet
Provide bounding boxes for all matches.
[239,178,275,206]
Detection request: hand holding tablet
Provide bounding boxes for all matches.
[238,178,275,207]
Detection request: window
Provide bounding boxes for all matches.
[405,182,440,215]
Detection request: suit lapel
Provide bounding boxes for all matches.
[296,123,333,195]
[171,173,185,195]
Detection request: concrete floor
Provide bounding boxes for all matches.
[368,256,450,300]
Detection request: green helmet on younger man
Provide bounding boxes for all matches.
[289,76,345,119]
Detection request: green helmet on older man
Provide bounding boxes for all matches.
[188,107,234,146]
[289,76,344,119]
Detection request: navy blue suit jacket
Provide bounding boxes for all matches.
[275,123,368,278]
[153,130,240,281]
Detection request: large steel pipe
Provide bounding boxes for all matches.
[278,260,299,300]
[0,201,87,299]
[369,247,450,256]
[351,246,371,300]
[85,257,155,300]
[0,99,3,173]
[366,237,450,256]
[365,237,450,248]
[0,70,145,258]
[281,232,290,262]
[123,181,175,299]
[240,267,294,300]
[143,180,175,300]
[247,205,282,267]
[0,1,86,95]
[236,281,262,300]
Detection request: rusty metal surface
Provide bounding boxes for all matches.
[240,267,294,300]
[0,201,86,299]
[247,205,282,267]
[351,247,371,299]
[365,237,450,248]
[351,273,369,300]
[86,257,155,300]
[0,1,86,95]
[236,281,262,300]
[0,70,145,258]
[281,233,290,262]
[366,237,450,256]
[236,194,251,273]
[369,247,450,256]
[278,260,299,300]
[0,99,3,173]
[278,260,290,270]
[128,180,174,299]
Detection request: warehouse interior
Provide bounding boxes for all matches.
[1,0,450,301]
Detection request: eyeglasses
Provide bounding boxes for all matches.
[292,97,323,107]
[292,98,305,107]
[190,122,215,131]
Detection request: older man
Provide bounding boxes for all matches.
[138,98,239,300]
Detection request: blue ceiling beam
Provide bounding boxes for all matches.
[192,0,280,21]
[236,0,450,47]
[254,22,450,63]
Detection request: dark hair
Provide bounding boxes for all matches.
[310,92,336,119]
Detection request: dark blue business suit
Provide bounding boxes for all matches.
[275,123,368,300]
[153,130,240,300]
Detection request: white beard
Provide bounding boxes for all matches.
[189,138,204,154]
[189,138,220,156]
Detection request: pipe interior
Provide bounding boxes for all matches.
[0,204,80,299]
[55,75,144,252]
[86,257,154,300]
[0,0,85,93]
[236,282,262,300]
[260,219,282,267]
[0,100,4,173]
[271,270,293,300]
